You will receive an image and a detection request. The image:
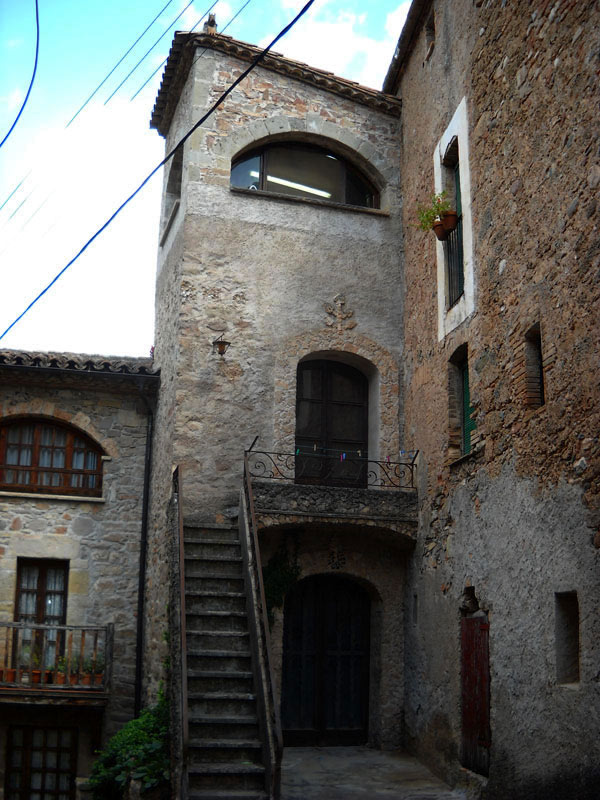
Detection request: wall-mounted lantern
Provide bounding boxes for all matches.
[212,333,231,357]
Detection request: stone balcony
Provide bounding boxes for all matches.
[246,451,418,545]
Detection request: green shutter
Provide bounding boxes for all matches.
[462,362,476,454]
[454,161,462,216]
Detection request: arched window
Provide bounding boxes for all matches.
[231,143,378,209]
[0,419,103,497]
[295,360,368,486]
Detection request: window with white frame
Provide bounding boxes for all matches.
[434,98,474,341]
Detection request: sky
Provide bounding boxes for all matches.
[0,0,410,357]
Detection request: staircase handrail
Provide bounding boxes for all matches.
[172,467,189,797]
[240,450,283,800]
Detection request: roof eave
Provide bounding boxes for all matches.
[151,31,402,137]
[382,0,433,95]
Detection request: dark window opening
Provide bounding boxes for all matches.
[424,11,435,61]
[449,346,476,460]
[295,360,368,486]
[0,419,103,496]
[525,323,545,408]
[443,137,464,308]
[555,591,580,684]
[163,145,183,228]
[231,143,379,209]
[5,725,77,800]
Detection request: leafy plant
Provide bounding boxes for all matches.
[416,190,452,231]
[88,688,170,799]
[262,542,300,626]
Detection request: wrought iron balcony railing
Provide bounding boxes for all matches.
[0,622,112,691]
[246,450,418,489]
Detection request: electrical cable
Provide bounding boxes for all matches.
[0,173,31,215]
[66,0,177,128]
[104,0,210,105]
[0,0,316,343]
[0,0,40,150]
[131,0,254,102]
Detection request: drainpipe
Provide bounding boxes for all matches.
[134,384,154,716]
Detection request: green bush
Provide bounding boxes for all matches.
[88,689,170,799]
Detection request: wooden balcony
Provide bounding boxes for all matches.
[0,622,112,706]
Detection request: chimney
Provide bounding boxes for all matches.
[203,14,218,35]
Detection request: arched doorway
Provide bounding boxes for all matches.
[295,359,368,486]
[281,575,371,745]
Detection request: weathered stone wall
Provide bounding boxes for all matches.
[397,0,600,796]
[0,371,154,785]
[153,46,405,524]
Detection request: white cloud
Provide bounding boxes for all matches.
[261,2,410,90]
[5,38,24,49]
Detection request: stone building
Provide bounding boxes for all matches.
[143,2,599,798]
[0,1,598,799]
[0,352,158,798]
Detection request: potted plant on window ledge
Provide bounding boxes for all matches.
[416,191,458,240]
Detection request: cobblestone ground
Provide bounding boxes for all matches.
[281,746,466,800]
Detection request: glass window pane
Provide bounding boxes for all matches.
[299,367,322,400]
[46,751,57,769]
[46,730,58,747]
[10,749,22,767]
[60,753,70,770]
[11,729,23,746]
[231,155,261,190]
[86,451,98,470]
[265,147,344,203]
[31,771,42,788]
[59,775,69,790]
[39,448,52,467]
[60,730,71,747]
[31,750,43,768]
[52,449,65,468]
[46,773,56,789]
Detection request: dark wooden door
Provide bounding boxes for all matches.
[461,616,491,776]
[295,360,368,486]
[281,575,370,745]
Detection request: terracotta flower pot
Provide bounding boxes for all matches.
[442,210,458,232]
[432,219,448,240]
[5,668,16,683]
[81,673,92,686]
[94,673,104,687]
[53,671,67,685]
[31,670,41,684]
[69,673,79,686]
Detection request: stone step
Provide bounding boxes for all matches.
[187,630,250,652]
[186,610,248,632]
[186,575,245,593]
[188,670,254,694]
[188,763,265,792]
[186,557,244,578]
[185,590,247,613]
[188,692,256,716]
[188,792,267,800]
[189,715,259,741]
[184,524,239,543]
[185,539,242,559]
[187,650,252,672]
[188,739,262,765]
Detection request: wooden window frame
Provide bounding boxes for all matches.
[0,418,103,497]
[231,143,380,209]
[5,725,78,800]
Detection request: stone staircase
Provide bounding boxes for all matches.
[184,522,268,800]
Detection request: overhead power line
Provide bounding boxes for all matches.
[131,0,254,102]
[0,0,40,150]
[104,0,207,105]
[0,0,316,343]
[66,0,177,128]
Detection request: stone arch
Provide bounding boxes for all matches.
[215,116,398,207]
[0,404,117,459]
[273,329,400,463]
